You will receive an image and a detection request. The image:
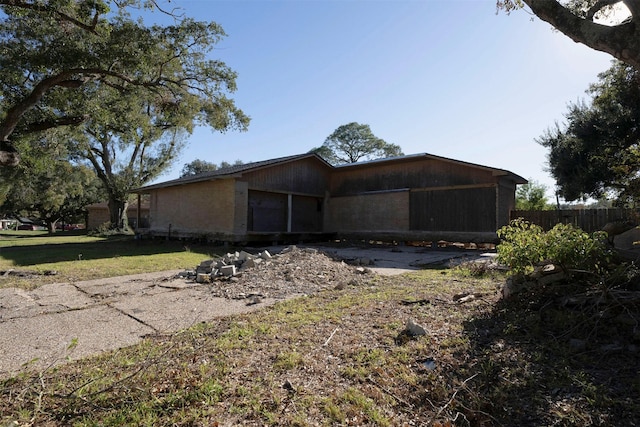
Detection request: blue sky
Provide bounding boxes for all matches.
[148,1,614,200]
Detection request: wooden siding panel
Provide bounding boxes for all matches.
[291,195,323,232]
[326,191,410,232]
[248,190,287,232]
[331,159,496,196]
[243,157,330,195]
[410,187,496,232]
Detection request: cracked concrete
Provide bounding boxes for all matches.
[0,270,274,378]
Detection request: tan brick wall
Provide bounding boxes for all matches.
[86,207,111,230]
[149,179,236,235]
[326,191,410,232]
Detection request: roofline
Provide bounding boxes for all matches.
[334,153,528,184]
[135,151,527,193]
[134,153,332,192]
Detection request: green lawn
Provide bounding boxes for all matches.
[0,231,225,289]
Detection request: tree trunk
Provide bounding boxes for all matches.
[107,197,130,231]
[523,0,640,71]
[46,219,57,234]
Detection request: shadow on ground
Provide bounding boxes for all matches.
[458,280,640,426]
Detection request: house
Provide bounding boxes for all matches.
[86,199,151,231]
[133,152,527,244]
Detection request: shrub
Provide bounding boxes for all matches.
[496,218,614,275]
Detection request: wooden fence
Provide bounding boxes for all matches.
[510,209,638,233]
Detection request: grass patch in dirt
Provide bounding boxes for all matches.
[0,234,227,290]
[3,265,638,426]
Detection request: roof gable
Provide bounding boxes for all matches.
[136,153,332,192]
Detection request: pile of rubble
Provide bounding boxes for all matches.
[183,246,372,300]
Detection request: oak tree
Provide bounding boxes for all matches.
[498,0,640,70]
[0,1,248,175]
[312,122,403,165]
[538,61,640,205]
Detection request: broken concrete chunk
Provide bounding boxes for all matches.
[243,258,263,269]
[220,265,237,277]
[260,250,272,260]
[238,251,254,262]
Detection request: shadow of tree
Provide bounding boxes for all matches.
[456,281,640,426]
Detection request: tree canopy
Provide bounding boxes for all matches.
[0,1,249,168]
[180,159,244,177]
[0,2,250,228]
[311,122,403,165]
[0,129,104,232]
[498,1,640,70]
[515,179,553,210]
[538,61,640,205]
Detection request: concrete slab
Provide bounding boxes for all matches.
[0,283,95,320]
[0,305,154,377]
[73,270,182,297]
[111,287,273,333]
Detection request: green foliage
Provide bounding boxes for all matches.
[515,179,553,210]
[538,61,640,206]
[0,130,104,230]
[496,218,614,274]
[311,122,403,165]
[180,159,244,177]
[0,4,249,228]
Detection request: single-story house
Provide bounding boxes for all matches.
[133,152,527,244]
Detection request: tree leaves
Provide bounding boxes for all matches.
[538,61,640,206]
[312,122,403,165]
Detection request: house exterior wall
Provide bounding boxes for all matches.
[148,179,236,236]
[497,178,517,228]
[86,204,149,230]
[327,158,507,234]
[330,158,495,195]
[409,185,497,232]
[136,154,522,243]
[325,190,410,232]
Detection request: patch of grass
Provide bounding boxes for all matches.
[0,234,227,289]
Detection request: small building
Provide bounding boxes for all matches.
[133,152,527,244]
[86,199,150,231]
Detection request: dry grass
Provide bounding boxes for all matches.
[2,265,638,426]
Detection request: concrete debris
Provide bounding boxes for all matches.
[188,245,372,299]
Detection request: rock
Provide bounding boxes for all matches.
[283,379,295,392]
[243,258,263,269]
[220,265,237,277]
[196,273,211,283]
[405,318,427,337]
[260,250,272,260]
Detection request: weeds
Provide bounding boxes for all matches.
[1,268,639,425]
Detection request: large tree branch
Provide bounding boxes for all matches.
[523,0,640,69]
[0,0,102,34]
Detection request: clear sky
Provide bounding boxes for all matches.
[148,0,614,200]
